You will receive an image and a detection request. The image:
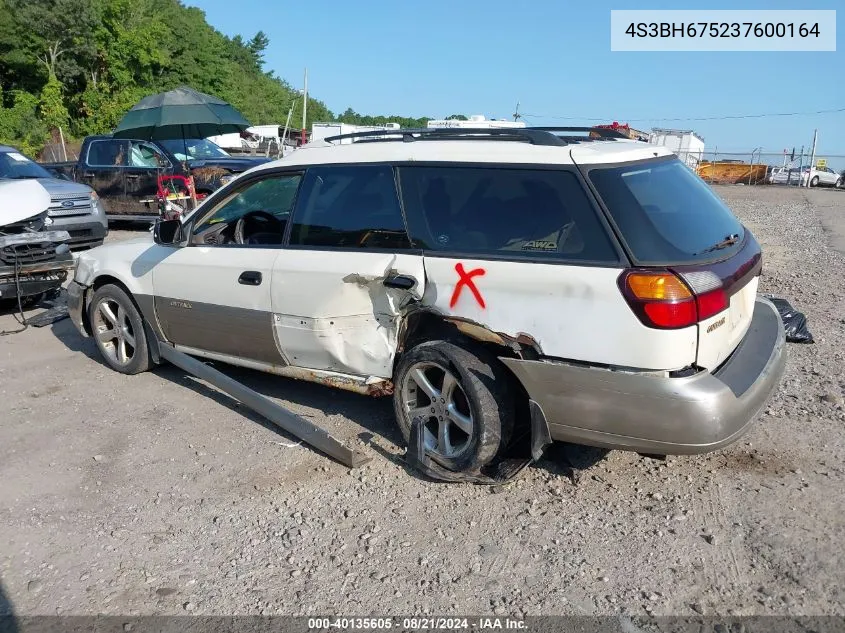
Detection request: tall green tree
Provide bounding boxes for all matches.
[38,72,70,131]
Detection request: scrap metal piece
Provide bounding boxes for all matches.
[158,343,371,469]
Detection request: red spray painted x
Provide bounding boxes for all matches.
[449,263,486,309]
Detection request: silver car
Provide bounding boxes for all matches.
[0,145,108,250]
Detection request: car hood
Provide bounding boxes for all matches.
[35,177,94,197]
[0,179,51,226]
[188,156,271,172]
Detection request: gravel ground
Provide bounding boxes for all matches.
[0,187,843,617]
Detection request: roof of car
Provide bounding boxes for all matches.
[0,145,17,153]
[252,134,673,173]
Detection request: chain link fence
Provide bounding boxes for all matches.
[674,148,845,186]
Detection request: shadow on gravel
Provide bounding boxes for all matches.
[154,360,402,453]
[46,315,610,482]
[0,578,18,632]
[49,315,100,361]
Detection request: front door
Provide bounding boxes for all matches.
[125,140,172,210]
[271,164,425,379]
[83,138,128,214]
[152,172,302,364]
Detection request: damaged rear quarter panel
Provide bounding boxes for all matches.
[270,250,425,378]
[421,256,698,370]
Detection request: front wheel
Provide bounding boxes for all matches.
[835,178,843,189]
[393,340,515,473]
[88,284,153,375]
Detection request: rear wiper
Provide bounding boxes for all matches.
[697,233,740,255]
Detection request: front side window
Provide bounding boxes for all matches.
[129,141,169,168]
[87,140,128,167]
[191,174,302,246]
[399,166,618,262]
[289,165,412,250]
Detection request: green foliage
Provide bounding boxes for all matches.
[0,0,447,156]
[0,90,49,155]
[336,108,432,129]
[38,73,70,131]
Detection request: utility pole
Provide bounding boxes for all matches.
[513,101,521,122]
[301,68,308,146]
[807,128,818,188]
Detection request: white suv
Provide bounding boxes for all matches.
[67,127,786,474]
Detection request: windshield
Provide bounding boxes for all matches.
[159,138,230,161]
[0,150,53,180]
[588,157,745,264]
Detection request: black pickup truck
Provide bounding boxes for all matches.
[42,135,270,220]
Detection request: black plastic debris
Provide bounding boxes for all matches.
[763,295,814,344]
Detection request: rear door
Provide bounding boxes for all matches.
[270,164,425,378]
[583,155,762,371]
[82,139,128,213]
[152,172,300,364]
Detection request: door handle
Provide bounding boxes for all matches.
[238,271,262,286]
[126,173,140,179]
[383,273,416,290]
[83,172,95,178]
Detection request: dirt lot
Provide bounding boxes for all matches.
[1,187,844,617]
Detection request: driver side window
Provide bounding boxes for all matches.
[191,173,302,246]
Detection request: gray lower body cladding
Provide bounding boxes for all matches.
[501,298,786,455]
[153,296,285,366]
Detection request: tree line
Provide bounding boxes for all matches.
[0,0,461,156]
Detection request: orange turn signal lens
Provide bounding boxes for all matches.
[625,273,692,302]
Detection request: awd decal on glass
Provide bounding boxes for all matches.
[450,262,486,309]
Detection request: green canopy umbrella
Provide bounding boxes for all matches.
[112,86,251,141]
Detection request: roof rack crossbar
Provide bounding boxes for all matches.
[321,126,629,146]
[323,127,569,147]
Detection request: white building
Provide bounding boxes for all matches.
[426,115,525,129]
[648,128,705,168]
[311,122,401,145]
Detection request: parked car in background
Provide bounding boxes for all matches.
[1,145,107,250]
[0,179,74,306]
[67,127,786,475]
[41,135,271,221]
[770,165,842,188]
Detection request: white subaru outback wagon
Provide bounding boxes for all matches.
[68,127,786,474]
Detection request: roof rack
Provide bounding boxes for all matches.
[322,126,628,147]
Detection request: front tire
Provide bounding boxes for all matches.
[88,284,152,375]
[393,340,515,473]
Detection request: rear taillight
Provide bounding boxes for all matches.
[619,270,728,329]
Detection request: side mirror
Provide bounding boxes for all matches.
[153,219,182,245]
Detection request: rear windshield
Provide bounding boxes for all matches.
[588,158,745,264]
[399,166,619,262]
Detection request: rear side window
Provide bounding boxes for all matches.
[87,140,128,167]
[589,158,745,264]
[289,165,412,249]
[399,166,618,262]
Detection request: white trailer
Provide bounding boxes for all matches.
[648,128,705,168]
[311,122,401,145]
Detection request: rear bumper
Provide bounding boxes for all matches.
[501,297,786,455]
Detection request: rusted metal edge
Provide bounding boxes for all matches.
[158,343,371,469]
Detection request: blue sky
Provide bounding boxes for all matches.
[188,0,843,164]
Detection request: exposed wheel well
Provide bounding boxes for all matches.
[80,276,138,336]
[396,310,533,439]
